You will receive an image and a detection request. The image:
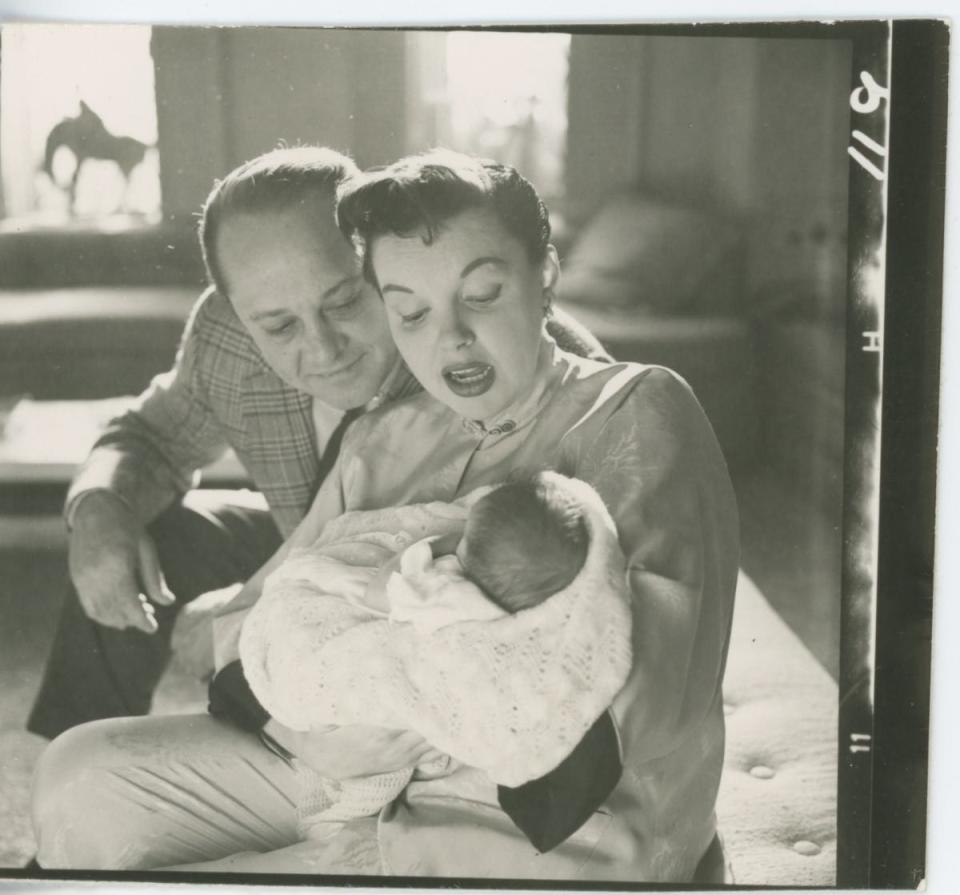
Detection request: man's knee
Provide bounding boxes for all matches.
[149,490,273,548]
[148,497,226,569]
[147,492,278,601]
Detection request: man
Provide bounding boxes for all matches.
[28,146,606,742]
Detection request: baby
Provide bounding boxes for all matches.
[239,471,632,841]
[458,475,590,612]
[381,473,590,632]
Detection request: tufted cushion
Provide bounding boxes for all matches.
[719,572,837,886]
[560,193,745,315]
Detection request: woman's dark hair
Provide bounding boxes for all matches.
[199,146,360,298]
[335,149,551,282]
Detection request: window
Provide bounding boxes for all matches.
[0,24,161,229]
[407,31,571,207]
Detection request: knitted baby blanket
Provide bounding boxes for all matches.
[240,473,633,787]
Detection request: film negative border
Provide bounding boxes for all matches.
[836,19,891,889]
[869,19,947,889]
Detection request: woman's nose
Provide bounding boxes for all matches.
[441,310,475,350]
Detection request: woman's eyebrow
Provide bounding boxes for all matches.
[381,283,414,296]
[380,257,505,295]
[460,257,506,278]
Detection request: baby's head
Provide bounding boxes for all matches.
[459,473,589,613]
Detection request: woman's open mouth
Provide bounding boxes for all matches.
[442,362,496,398]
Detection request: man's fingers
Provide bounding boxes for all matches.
[119,591,158,634]
[135,593,160,633]
[138,536,176,606]
[102,561,158,632]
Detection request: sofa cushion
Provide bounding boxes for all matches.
[0,225,204,290]
[0,287,197,400]
[560,193,745,315]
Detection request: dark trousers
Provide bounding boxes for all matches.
[27,491,282,740]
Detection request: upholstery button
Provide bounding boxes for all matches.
[793,840,821,856]
[723,702,734,715]
[749,765,775,779]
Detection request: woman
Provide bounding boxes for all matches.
[32,151,739,882]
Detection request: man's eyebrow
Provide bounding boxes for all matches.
[461,257,506,278]
[250,308,289,322]
[322,275,357,300]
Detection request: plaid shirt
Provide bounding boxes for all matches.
[68,288,609,538]
[67,288,420,537]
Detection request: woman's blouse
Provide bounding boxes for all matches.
[272,341,740,882]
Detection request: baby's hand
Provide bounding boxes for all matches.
[429,530,462,559]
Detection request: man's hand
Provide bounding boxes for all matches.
[265,720,444,780]
[68,491,175,633]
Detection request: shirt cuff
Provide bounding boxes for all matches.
[63,487,135,531]
[497,710,622,853]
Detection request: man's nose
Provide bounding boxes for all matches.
[304,314,345,363]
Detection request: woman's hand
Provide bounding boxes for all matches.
[265,720,443,780]
[170,585,242,679]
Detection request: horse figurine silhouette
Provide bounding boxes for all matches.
[42,101,150,215]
